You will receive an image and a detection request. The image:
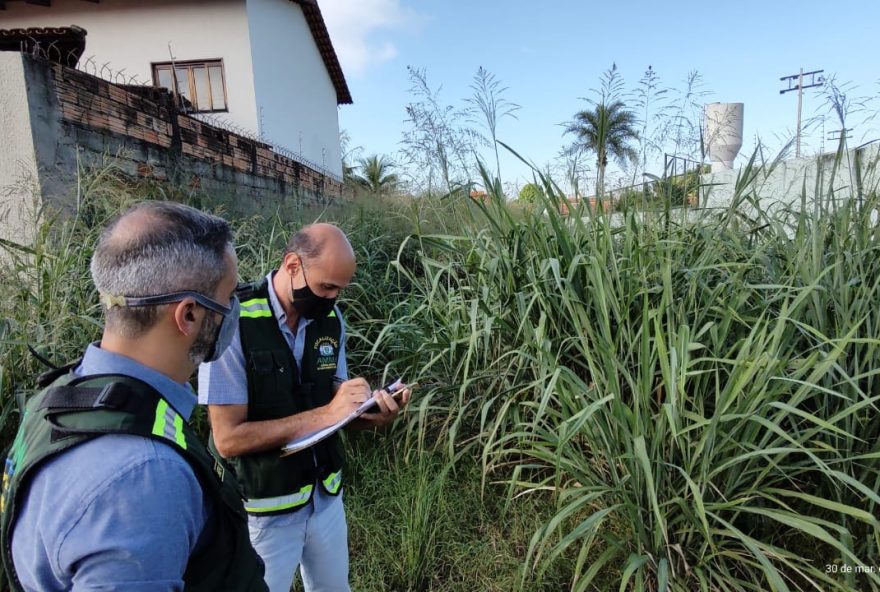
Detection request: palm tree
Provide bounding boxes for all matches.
[564,100,639,198]
[339,129,360,189]
[353,154,399,195]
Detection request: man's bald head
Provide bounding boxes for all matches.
[91,201,234,337]
[98,203,231,259]
[283,223,355,267]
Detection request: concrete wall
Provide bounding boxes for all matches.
[0,53,344,228]
[246,0,342,176]
[0,53,39,247]
[701,144,880,212]
[0,0,259,134]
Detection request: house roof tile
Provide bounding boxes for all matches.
[0,0,352,104]
[292,0,352,105]
[0,25,86,67]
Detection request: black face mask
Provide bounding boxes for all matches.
[291,263,336,320]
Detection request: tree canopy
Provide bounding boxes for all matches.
[352,154,399,195]
[564,100,639,198]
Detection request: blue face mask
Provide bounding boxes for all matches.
[204,296,239,362]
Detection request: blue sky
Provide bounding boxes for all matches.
[321,0,877,193]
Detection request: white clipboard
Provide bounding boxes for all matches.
[280,378,405,456]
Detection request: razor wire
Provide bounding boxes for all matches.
[75,55,152,87]
[194,113,343,183]
[21,43,149,87]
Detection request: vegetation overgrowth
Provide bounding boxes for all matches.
[1,145,879,591]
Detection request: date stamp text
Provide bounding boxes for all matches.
[825,564,878,574]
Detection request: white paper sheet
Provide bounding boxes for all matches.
[280,378,405,455]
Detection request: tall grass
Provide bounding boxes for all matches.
[1,164,562,592]
[1,147,878,590]
[368,153,880,590]
[343,434,579,592]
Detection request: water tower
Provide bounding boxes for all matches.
[704,103,744,172]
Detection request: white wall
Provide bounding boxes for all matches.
[701,143,880,213]
[0,53,39,249]
[0,0,259,133]
[246,0,342,177]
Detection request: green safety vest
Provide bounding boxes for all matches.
[0,371,267,592]
[209,278,344,516]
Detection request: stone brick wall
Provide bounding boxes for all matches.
[53,68,175,148]
[5,54,344,220]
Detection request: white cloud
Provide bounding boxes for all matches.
[319,0,418,77]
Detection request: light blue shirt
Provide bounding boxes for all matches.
[11,344,211,592]
[198,271,348,405]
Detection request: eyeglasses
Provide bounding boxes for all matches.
[101,290,235,316]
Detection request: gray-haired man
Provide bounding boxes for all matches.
[1,202,267,591]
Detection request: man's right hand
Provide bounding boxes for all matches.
[325,377,371,423]
[209,377,374,458]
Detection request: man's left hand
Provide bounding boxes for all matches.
[359,387,411,427]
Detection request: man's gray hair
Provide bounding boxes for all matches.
[90,201,234,337]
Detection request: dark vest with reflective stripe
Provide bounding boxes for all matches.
[0,372,267,592]
[210,277,344,515]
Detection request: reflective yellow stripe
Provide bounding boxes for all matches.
[240,297,268,308]
[152,399,187,450]
[152,399,168,438]
[240,310,271,318]
[173,414,187,450]
[323,471,342,494]
[240,297,271,319]
[244,485,313,513]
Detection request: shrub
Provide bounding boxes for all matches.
[368,156,880,591]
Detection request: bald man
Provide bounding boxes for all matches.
[1,202,267,591]
[199,223,409,592]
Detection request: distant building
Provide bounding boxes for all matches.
[0,0,351,177]
[559,197,613,215]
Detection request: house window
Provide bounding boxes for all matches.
[152,59,227,113]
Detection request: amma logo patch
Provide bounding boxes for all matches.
[314,336,339,371]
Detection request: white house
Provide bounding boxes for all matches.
[0,0,351,177]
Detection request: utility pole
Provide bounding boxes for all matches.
[827,128,852,150]
[779,68,824,158]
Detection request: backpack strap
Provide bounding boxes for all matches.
[38,375,182,447]
[235,279,266,303]
[39,374,163,415]
[35,360,81,389]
